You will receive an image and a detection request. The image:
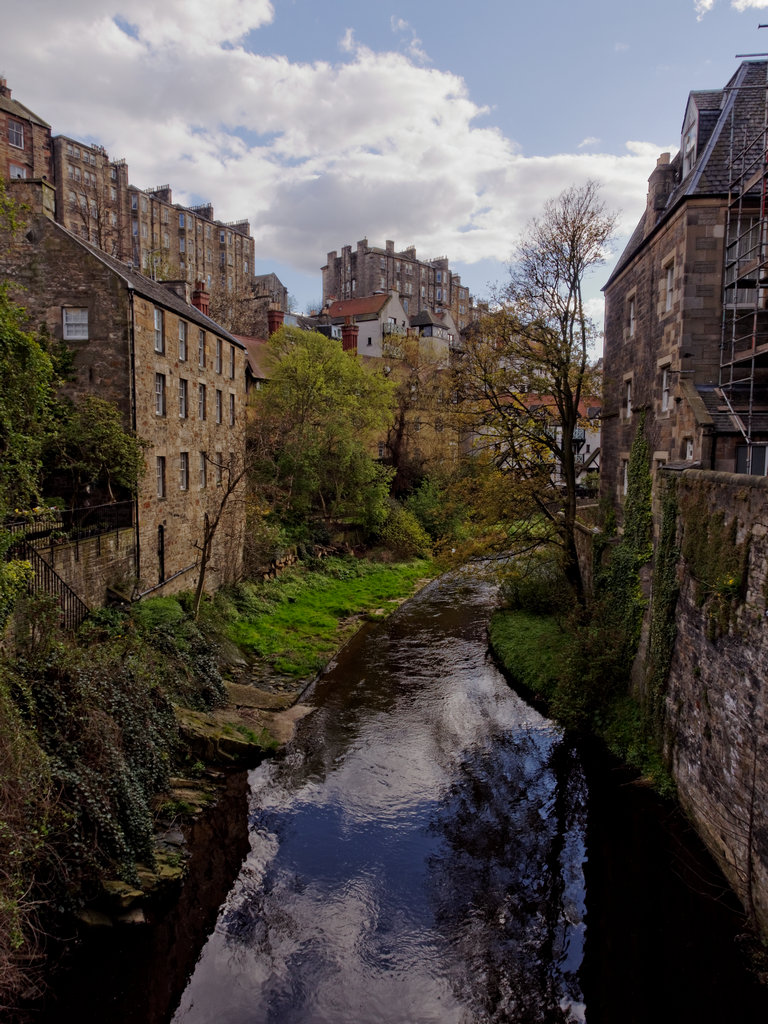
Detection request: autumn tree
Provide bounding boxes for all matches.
[454,181,615,599]
[249,326,395,538]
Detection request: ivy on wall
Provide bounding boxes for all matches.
[679,482,748,640]
[646,478,680,740]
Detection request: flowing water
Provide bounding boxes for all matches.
[166,569,768,1024]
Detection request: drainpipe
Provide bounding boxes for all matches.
[128,289,141,590]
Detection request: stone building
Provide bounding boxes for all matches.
[322,239,473,332]
[0,79,256,296]
[0,77,52,182]
[602,60,768,512]
[5,179,247,603]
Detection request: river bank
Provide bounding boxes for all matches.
[4,554,437,1021]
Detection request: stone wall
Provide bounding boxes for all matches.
[659,469,768,935]
[41,527,137,609]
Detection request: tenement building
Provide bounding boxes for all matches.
[6,179,247,603]
[0,77,52,182]
[602,59,768,512]
[322,238,473,332]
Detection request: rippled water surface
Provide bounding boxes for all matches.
[170,570,768,1024]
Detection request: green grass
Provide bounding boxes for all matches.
[223,557,434,679]
[489,609,568,702]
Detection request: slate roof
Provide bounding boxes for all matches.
[696,384,768,435]
[0,92,50,129]
[233,334,270,379]
[52,219,244,347]
[607,61,768,286]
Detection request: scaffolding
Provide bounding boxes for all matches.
[720,67,768,473]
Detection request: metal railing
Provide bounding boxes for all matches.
[5,501,134,550]
[10,541,90,632]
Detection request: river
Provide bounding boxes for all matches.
[165,568,768,1024]
[37,567,768,1022]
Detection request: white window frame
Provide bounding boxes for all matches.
[8,121,24,149]
[228,344,235,379]
[198,382,206,420]
[62,307,89,340]
[198,329,206,368]
[628,296,636,337]
[9,164,26,179]
[156,456,166,498]
[665,261,674,312]
[179,378,188,419]
[155,373,166,417]
[179,451,189,491]
[661,366,670,412]
[215,338,222,374]
[199,451,207,489]
[154,308,164,353]
[178,321,187,361]
[215,389,222,424]
[229,392,235,427]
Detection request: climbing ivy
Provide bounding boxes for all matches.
[679,482,748,640]
[646,478,680,739]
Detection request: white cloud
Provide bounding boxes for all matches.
[732,0,768,9]
[614,42,629,52]
[390,15,430,63]
[577,136,601,149]
[697,0,768,16]
[2,2,673,300]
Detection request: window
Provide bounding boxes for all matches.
[229,393,235,426]
[179,213,185,228]
[179,378,188,418]
[198,329,206,368]
[228,344,235,379]
[179,451,189,490]
[622,459,628,496]
[628,296,636,337]
[154,308,164,352]
[110,166,117,180]
[199,451,207,488]
[737,444,768,475]
[215,339,222,373]
[625,380,632,418]
[9,164,26,179]
[141,222,148,240]
[156,456,166,498]
[661,366,670,412]
[62,307,88,340]
[215,389,223,424]
[154,373,166,416]
[215,453,223,486]
[178,321,187,361]
[665,261,674,312]
[367,336,372,346]
[198,382,206,420]
[179,237,185,253]
[8,121,24,148]
[131,194,138,210]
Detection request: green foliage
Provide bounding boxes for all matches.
[0,532,32,632]
[679,484,748,640]
[404,476,467,545]
[379,502,432,559]
[499,547,569,617]
[489,610,567,702]
[49,395,147,502]
[646,480,681,738]
[249,327,395,533]
[0,283,61,511]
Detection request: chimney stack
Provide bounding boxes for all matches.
[267,306,285,336]
[341,317,359,353]
[191,281,210,316]
[644,153,676,238]
[0,78,11,99]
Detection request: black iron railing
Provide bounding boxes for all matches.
[10,541,90,631]
[5,501,134,550]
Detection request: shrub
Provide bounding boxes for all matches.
[379,502,432,558]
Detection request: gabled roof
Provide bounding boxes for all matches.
[327,294,391,319]
[233,334,270,379]
[51,219,244,347]
[607,61,768,286]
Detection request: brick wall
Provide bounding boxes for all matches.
[42,528,137,608]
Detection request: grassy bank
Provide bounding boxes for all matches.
[489,607,674,797]
[212,556,434,680]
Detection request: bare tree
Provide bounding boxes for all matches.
[192,451,249,619]
[455,181,615,600]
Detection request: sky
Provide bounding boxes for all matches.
[3,0,768,321]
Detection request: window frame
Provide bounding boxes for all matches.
[7,121,24,149]
[179,451,189,491]
[155,373,166,417]
[154,308,165,353]
[156,456,166,498]
[178,320,187,361]
[179,378,188,419]
[62,307,89,341]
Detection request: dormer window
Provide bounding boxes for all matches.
[682,106,698,178]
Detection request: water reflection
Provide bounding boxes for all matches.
[173,572,588,1023]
